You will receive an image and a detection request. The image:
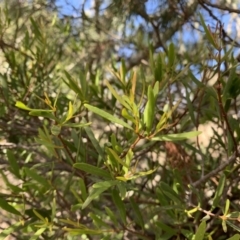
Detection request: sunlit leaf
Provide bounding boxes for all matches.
[84,104,133,130]
[74,163,112,179]
[151,131,201,141]
[106,80,131,110]
[0,198,21,216]
[15,101,32,111]
[143,85,155,133]
[194,221,206,240]
[211,174,226,211]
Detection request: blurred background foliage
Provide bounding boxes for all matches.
[0,0,240,239]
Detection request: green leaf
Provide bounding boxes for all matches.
[130,197,144,229]
[24,167,50,189]
[79,178,87,201]
[30,17,42,39]
[121,108,135,123]
[153,81,159,97]
[0,171,23,194]
[105,206,118,227]
[211,174,226,211]
[188,71,205,88]
[66,101,73,121]
[51,191,56,222]
[106,81,131,110]
[223,68,236,99]
[112,189,126,225]
[29,111,56,120]
[154,53,163,82]
[63,122,91,128]
[106,148,128,168]
[224,199,230,216]
[227,234,240,240]
[194,221,206,240]
[51,125,61,136]
[15,101,32,111]
[151,131,201,141]
[89,213,109,228]
[222,220,227,233]
[64,227,102,236]
[120,58,126,84]
[93,180,118,189]
[168,42,175,68]
[156,111,168,132]
[111,133,123,153]
[117,182,127,199]
[79,70,88,99]
[199,13,219,49]
[82,186,109,209]
[117,168,157,182]
[0,222,22,239]
[159,182,182,204]
[84,123,105,159]
[7,150,20,178]
[156,222,177,234]
[73,163,112,179]
[63,71,84,101]
[33,209,47,222]
[226,220,240,233]
[0,197,21,216]
[226,212,240,218]
[30,228,47,240]
[84,104,133,130]
[143,85,155,133]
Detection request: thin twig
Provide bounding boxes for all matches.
[191,146,240,187]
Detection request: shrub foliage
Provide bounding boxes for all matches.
[0,1,240,239]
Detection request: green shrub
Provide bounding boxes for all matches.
[0,1,240,240]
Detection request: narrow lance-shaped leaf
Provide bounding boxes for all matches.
[222,220,227,233]
[84,123,105,159]
[226,221,240,233]
[63,122,91,128]
[0,222,22,239]
[66,101,73,121]
[143,85,155,133]
[63,71,84,100]
[168,42,175,68]
[130,70,137,102]
[73,163,111,179]
[194,221,206,240]
[106,148,128,168]
[121,108,136,124]
[112,189,126,225]
[199,13,219,49]
[151,131,201,141]
[120,58,126,85]
[7,150,20,178]
[0,197,21,216]
[24,167,50,189]
[154,53,163,82]
[130,197,144,229]
[226,234,240,240]
[84,104,133,130]
[105,80,131,110]
[82,181,117,209]
[211,174,226,211]
[224,199,230,216]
